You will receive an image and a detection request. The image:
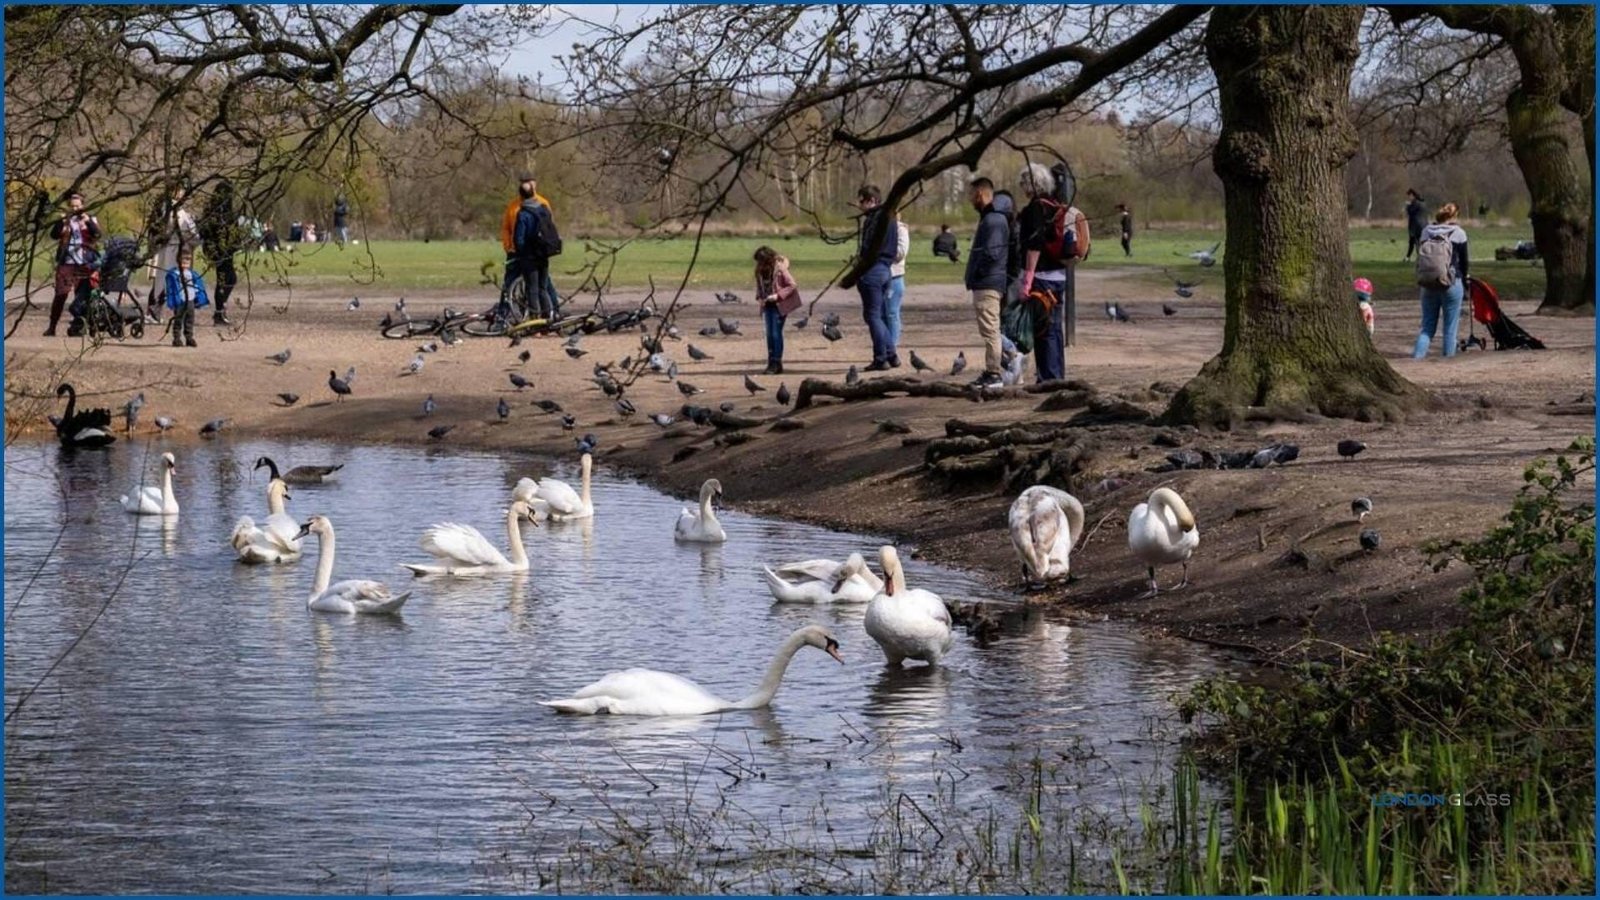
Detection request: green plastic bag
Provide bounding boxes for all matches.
[1001,283,1035,354]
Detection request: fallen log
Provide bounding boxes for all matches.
[793,376,1096,410]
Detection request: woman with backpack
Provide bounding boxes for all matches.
[1411,203,1469,359]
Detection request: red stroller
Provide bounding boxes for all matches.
[1462,277,1545,352]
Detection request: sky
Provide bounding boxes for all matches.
[497,4,656,87]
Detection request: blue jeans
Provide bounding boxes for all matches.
[1032,281,1066,381]
[762,303,786,364]
[1413,279,1463,358]
[857,265,895,365]
[886,275,905,347]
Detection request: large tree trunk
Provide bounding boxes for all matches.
[1555,4,1596,314]
[1166,6,1426,427]
[1507,87,1592,316]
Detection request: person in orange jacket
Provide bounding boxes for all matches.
[500,172,559,315]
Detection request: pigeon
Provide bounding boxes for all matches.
[1351,497,1373,522]
[423,395,436,417]
[509,373,531,391]
[593,361,613,378]
[683,405,713,425]
[428,424,454,440]
[793,315,809,330]
[402,355,424,376]
[821,312,841,327]
[719,401,736,413]
[1163,303,1177,316]
[1359,529,1380,552]
[532,399,563,413]
[577,432,599,454]
[776,383,790,406]
[154,416,175,432]
[343,365,357,386]
[687,344,713,361]
[657,146,675,166]
[1105,301,1133,323]
[665,324,682,340]
[1166,449,1206,470]
[615,397,637,417]
[199,417,227,438]
[497,397,511,421]
[642,336,663,354]
[845,364,860,385]
[1273,444,1300,465]
[647,353,668,373]
[418,341,440,354]
[565,332,583,347]
[821,322,844,342]
[650,413,676,427]
[1187,242,1221,267]
[666,361,679,381]
[395,297,407,312]
[328,370,352,401]
[346,297,360,310]
[266,348,292,365]
[442,329,463,347]
[715,291,741,304]
[699,325,719,336]
[1337,439,1367,460]
[618,355,633,370]
[677,381,703,396]
[743,374,766,394]
[276,393,300,407]
[598,379,621,398]
[950,351,967,376]
[1248,447,1278,469]
[717,317,741,336]
[379,313,393,330]
[910,350,934,373]
[122,393,145,432]
[565,346,588,359]
[561,414,577,430]
[509,335,523,348]
[518,349,531,365]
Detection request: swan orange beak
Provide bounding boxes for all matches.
[825,639,844,664]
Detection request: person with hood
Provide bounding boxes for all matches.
[963,177,1011,388]
[500,172,561,316]
[932,224,960,262]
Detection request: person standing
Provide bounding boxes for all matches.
[1403,188,1426,260]
[1412,203,1468,359]
[851,185,899,371]
[200,179,240,326]
[932,224,961,262]
[500,172,560,316]
[1117,203,1133,257]
[512,182,557,319]
[332,194,350,246]
[146,182,199,322]
[754,246,802,374]
[963,177,1009,388]
[164,247,209,347]
[885,214,910,350]
[1017,163,1069,381]
[45,192,101,336]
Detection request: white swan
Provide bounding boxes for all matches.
[539,625,843,716]
[1008,485,1085,588]
[534,453,594,521]
[1128,487,1199,596]
[864,546,954,666]
[511,478,552,522]
[674,478,727,543]
[400,500,538,576]
[295,515,411,614]
[762,553,883,604]
[231,478,304,564]
[119,452,179,516]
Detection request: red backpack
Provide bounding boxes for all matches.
[1036,199,1091,263]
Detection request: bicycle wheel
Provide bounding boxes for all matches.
[460,314,510,337]
[383,319,437,339]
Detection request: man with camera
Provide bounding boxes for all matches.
[45,192,101,337]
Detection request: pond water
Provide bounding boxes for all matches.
[5,438,1233,893]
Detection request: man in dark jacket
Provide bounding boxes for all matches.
[200,179,240,325]
[46,191,101,336]
[932,224,960,262]
[333,195,350,246]
[964,177,1010,388]
[853,185,899,370]
[512,181,556,319]
[1404,189,1425,260]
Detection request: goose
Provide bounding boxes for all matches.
[119,452,179,516]
[761,553,882,604]
[1008,485,1085,588]
[282,463,344,485]
[401,500,538,576]
[674,478,726,543]
[294,515,410,614]
[863,546,953,666]
[534,453,594,521]
[539,625,843,716]
[1127,487,1199,597]
[230,460,303,563]
[54,383,116,448]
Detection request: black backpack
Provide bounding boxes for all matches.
[532,205,562,258]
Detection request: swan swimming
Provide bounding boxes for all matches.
[1127,487,1199,597]
[295,515,410,614]
[54,383,116,448]
[534,453,594,521]
[401,500,538,576]
[1008,485,1085,588]
[762,553,882,603]
[674,478,727,543]
[862,546,953,666]
[511,478,552,522]
[230,459,303,564]
[540,625,843,715]
[120,452,179,516]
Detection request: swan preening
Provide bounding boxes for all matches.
[530,453,594,521]
[55,383,116,448]
[863,546,953,666]
[296,515,410,614]
[539,625,843,715]
[1008,486,1085,588]
[511,478,552,522]
[762,553,882,604]
[120,452,180,516]
[231,462,304,563]
[401,500,537,576]
[674,478,727,543]
[1127,487,1199,596]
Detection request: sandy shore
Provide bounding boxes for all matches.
[8,269,1594,659]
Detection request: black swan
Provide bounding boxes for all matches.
[55,384,116,448]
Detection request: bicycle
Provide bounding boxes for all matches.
[379,307,485,339]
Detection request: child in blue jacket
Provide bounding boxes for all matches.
[164,248,209,347]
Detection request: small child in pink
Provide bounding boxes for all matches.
[1353,277,1375,338]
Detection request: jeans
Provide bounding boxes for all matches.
[971,289,1003,375]
[1413,279,1463,358]
[335,225,349,245]
[762,303,786,364]
[886,275,905,347]
[1032,280,1066,381]
[857,265,895,365]
[544,270,560,316]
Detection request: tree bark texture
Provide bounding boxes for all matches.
[1166,6,1425,427]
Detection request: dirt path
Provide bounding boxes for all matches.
[8,270,1593,659]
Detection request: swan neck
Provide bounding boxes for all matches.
[580,459,591,505]
[62,388,76,421]
[732,629,809,709]
[267,483,285,516]
[310,528,335,600]
[506,507,528,567]
[161,464,175,510]
[700,487,718,522]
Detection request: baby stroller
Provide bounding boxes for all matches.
[72,236,147,339]
[1462,276,1544,352]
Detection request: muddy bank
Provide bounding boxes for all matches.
[8,271,1593,659]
